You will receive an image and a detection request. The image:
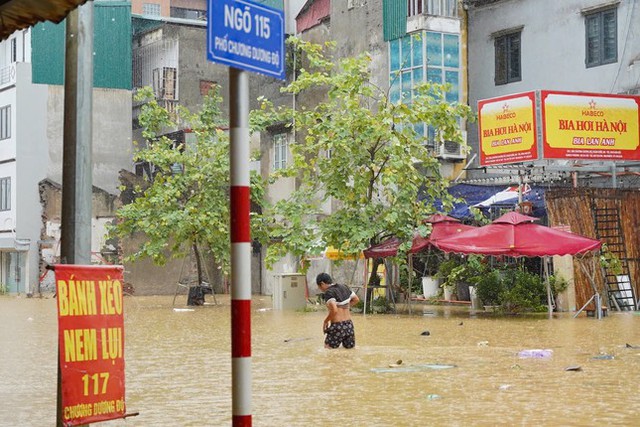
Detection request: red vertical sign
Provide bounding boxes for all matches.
[55,264,126,426]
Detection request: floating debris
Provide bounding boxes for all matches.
[592,354,614,360]
[371,364,456,373]
[388,359,403,368]
[173,308,195,312]
[421,330,431,336]
[518,349,553,359]
[565,366,582,372]
[477,341,489,347]
[283,338,311,343]
[498,384,512,391]
[426,394,441,400]
[625,343,640,349]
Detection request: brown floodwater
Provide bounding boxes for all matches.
[1,294,640,426]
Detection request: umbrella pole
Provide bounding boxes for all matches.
[408,254,413,315]
[543,256,553,319]
[363,258,368,315]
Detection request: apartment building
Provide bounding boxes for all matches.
[255,0,468,292]
[0,1,133,294]
[129,1,306,294]
[466,0,640,181]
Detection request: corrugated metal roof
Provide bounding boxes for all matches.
[31,2,132,89]
[0,0,88,40]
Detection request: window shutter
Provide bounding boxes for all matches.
[383,0,407,42]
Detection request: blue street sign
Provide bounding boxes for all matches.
[207,0,285,80]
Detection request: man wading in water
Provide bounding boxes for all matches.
[316,273,360,349]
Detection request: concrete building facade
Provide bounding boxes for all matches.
[466,0,640,179]
[255,0,469,295]
[0,1,133,294]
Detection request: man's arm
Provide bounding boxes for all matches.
[349,292,360,307]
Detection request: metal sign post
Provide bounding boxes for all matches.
[229,68,252,426]
[207,1,285,425]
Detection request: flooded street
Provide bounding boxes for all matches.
[2,294,640,426]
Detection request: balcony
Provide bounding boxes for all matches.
[408,0,459,18]
[0,64,16,90]
[407,0,460,33]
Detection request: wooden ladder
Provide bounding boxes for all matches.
[592,204,636,311]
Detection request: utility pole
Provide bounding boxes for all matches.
[57,2,93,426]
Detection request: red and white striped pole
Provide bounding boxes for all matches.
[229,67,252,426]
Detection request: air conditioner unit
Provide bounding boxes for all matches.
[436,131,467,160]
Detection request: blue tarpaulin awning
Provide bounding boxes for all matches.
[443,183,547,219]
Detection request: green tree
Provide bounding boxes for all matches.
[251,38,474,281]
[110,87,264,300]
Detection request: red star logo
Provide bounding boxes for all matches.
[589,99,596,109]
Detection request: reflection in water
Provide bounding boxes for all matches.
[1,295,640,426]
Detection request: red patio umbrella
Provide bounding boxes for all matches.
[431,211,602,257]
[431,211,602,317]
[361,214,476,314]
[362,236,429,258]
[426,214,476,243]
[363,214,474,258]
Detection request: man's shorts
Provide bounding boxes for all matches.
[325,320,355,349]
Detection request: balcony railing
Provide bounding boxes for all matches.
[0,64,16,89]
[408,0,459,18]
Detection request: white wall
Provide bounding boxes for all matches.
[14,63,47,293]
[0,28,31,68]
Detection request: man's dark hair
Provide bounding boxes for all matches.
[316,272,332,285]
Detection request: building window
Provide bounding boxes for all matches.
[494,31,521,85]
[170,7,206,20]
[0,177,10,211]
[389,31,460,145]
[153,67,177,100]
[200,80,218,96]
[585,8,617,68]
[273,133,288,170]
[408,0,458,18]
[0,106,10,140]
[142,3,161,16]
[10,38,17,63]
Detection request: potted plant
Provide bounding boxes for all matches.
[475,265,548,314]
[413,250,441,298]
[435,258,459,300]
[436,255,486,301]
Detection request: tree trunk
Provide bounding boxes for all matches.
[193,243,204,285]
[366,257,384,303]
[187,243,206,306]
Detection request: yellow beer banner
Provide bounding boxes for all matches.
[542,91,640,160]
[478,92,538,166]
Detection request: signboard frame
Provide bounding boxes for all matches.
[477,90,640,166]
[477,91,539,166]
[541,90,640,161]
